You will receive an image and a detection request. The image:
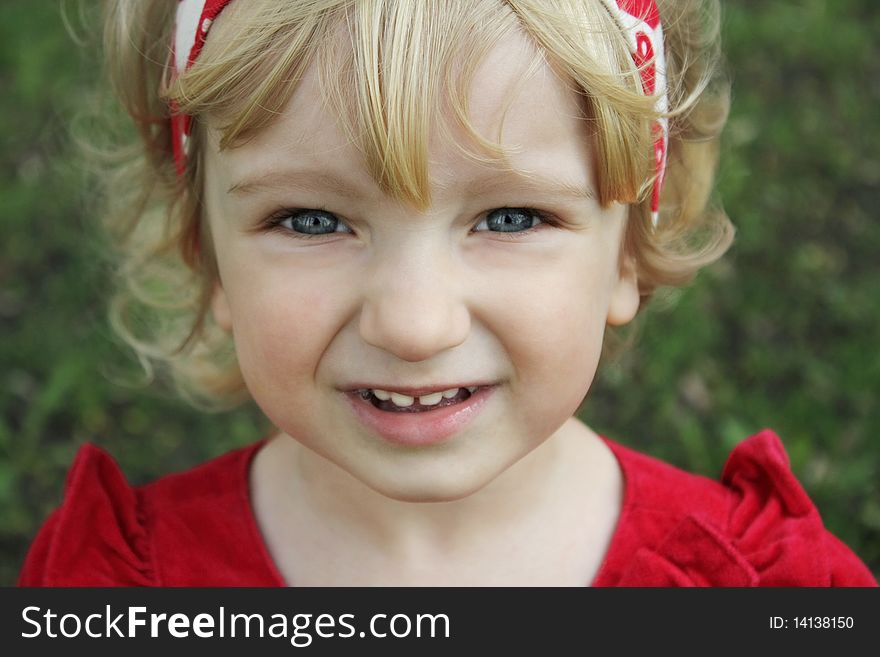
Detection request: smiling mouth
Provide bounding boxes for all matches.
[356,387,477,413]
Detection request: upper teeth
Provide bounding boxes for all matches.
[370,387,477,407]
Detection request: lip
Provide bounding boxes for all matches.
[344,385,497,446]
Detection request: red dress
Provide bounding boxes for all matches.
[18,429,877,586]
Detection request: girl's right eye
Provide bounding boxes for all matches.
[266,209,353,239]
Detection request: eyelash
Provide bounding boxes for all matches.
[262,207,556,241]
[263,207,348,240]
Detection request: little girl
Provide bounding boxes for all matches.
[19,0,876,586]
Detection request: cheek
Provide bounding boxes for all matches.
[512,278,605,384]
[483,246,612,428]
[222,266,338,403]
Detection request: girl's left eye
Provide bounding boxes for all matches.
[473,207,547,235]
[266,209,353,238]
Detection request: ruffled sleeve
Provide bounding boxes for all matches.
[609,430,877,586]
[721,430,876,586]
[18,444,155,586]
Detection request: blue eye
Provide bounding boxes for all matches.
[474,208,544,234]
[272,209,352,237]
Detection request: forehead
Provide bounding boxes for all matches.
[205,16,593,202]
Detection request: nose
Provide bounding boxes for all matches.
[359,241,470,362]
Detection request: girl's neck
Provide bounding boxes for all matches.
[250,417,622,585]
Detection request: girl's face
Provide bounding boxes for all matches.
[204,30,639,502]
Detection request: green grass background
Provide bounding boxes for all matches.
[1,0,878,584]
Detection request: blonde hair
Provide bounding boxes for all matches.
[100,0,732,409]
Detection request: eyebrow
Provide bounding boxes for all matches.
[227,168,595,202]
[227,170,369,199]
[462,170,596,202]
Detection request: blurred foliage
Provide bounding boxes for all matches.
[1,0,878,585]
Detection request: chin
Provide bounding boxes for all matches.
[354,462,499,504]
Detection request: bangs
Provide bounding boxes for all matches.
[168,0,655,211]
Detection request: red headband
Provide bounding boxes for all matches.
[170,0,232,176]
[170,0,668,224]
[599,0,668,225]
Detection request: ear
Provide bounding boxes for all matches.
[211,281,233,333]
[606,250,640,326]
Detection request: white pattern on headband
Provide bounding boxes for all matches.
[174,0,209,72]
